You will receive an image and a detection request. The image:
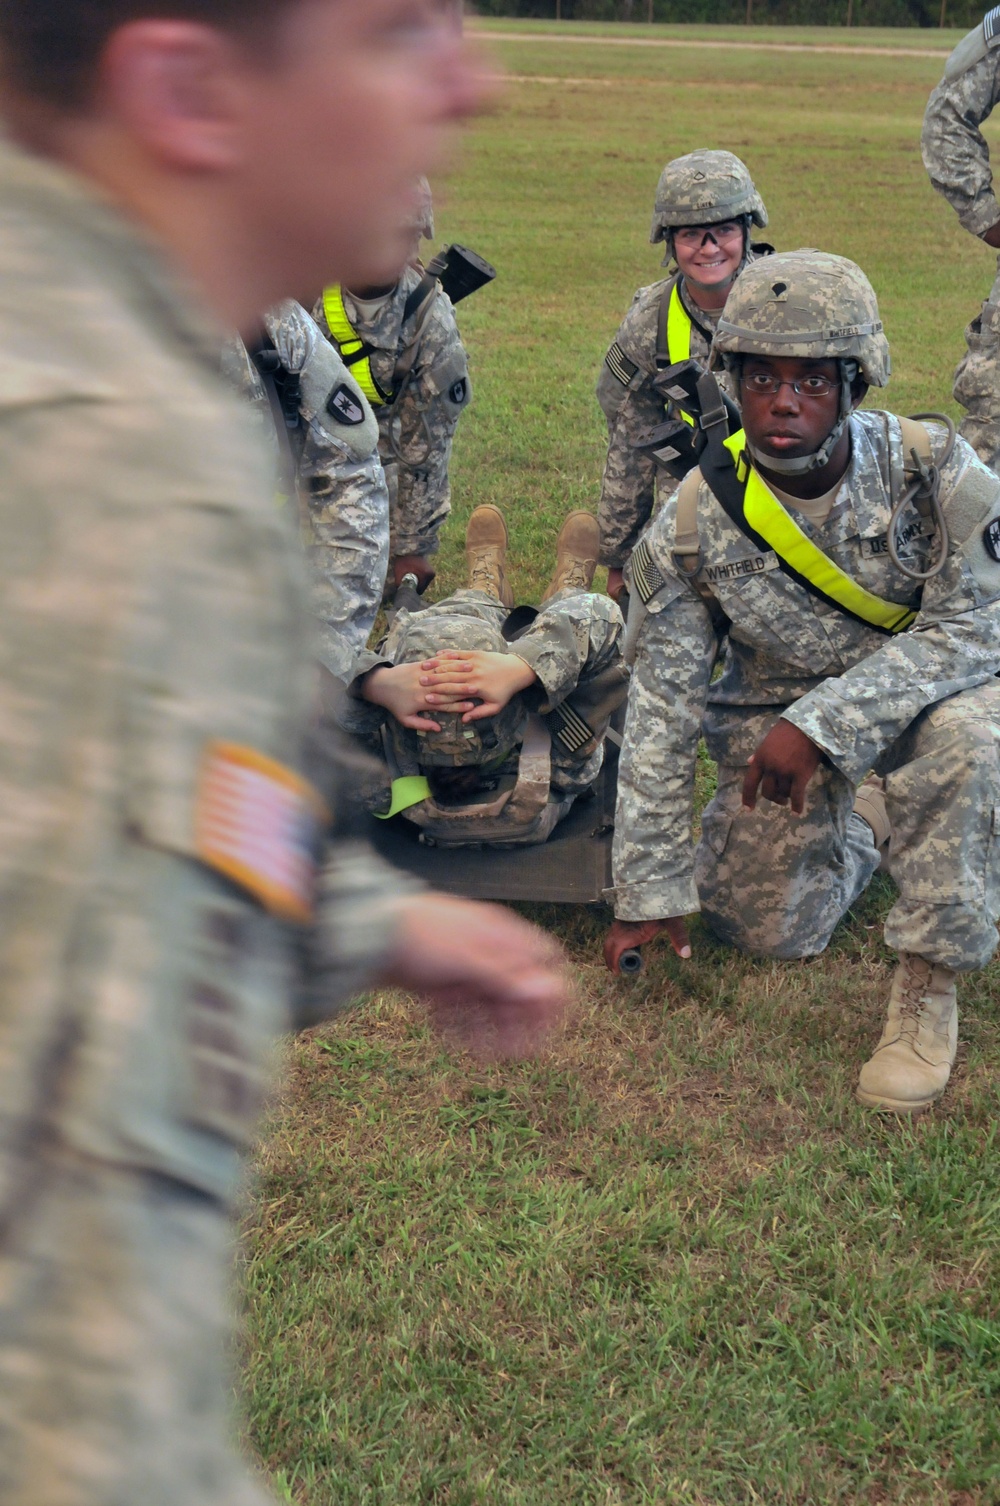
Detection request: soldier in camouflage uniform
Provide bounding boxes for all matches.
[923,9,1000,472]
[223,299,389,683]
[607,249,1000,1115]
[597,151,770,600]
[313,180,472,595]
[344,507,626,846]
[0,4,564,1504]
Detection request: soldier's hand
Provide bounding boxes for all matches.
[419,649,537,721]
[382,893,569,1059]
[983,221,1000,250]
[361,663,469,731]
[607,567,626,603]
[393,555,436,594]
[604,916,691,973]
[743,719,821,815]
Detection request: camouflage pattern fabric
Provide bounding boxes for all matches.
[923,22,1000,469]
[949,264,1000,473]
[313,266,471,559]
[612,410,1000,970]
[596,278,729,569]
[346,586,625,804]
[0,137,413,1504]
[223,300,389,684]
[0,1154,271,1506]
[694,753,881,960]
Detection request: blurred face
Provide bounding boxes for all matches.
[237,0,488,296]
[740,356,842,463]
[672,220,744,292]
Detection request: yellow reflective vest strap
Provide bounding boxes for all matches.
[667,282,695,427]
[321,285,391,407]
[721,431,918,635]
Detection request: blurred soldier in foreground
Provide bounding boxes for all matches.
[606,251,1000,1115]
[0,3,567,1504]
[344,507,626,845]
[224,300,389,683]
[597,150,770,600]
[313,178,475,595]
[923,10,1000,471]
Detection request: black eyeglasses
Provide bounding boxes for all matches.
[742,372,837,398]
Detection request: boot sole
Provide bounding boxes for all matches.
[855,1086,944,1113]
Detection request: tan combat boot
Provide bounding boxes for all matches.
[466,504,514,608]
[540,511,600,603]
[856,953,958,1113]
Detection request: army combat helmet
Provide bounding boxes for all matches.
[386,611,526,771]
[650,149,768,268]
[712,248,891,476]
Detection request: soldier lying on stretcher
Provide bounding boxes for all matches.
[340,507,627,847]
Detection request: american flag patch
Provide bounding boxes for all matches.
[986,4,1000,42]
[195,742,325,923]
[551,700,594,755]
[630,537,667,605]
[604,340,638,388]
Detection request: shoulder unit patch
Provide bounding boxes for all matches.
[326,383,365,426]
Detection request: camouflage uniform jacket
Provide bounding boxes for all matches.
[0,139,414,1213]
[222,301,389,683]
[596,275,730,569]
[612,411,1000,920]
[922,15,1000,238]
[313,267,472,558]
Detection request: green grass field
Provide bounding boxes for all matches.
[242,26,1000,1505]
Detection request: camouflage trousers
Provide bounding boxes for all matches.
[954,256,1000,474]
[0,1150,270,1506]
[696,682,1000,971]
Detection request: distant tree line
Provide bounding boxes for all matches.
[470,0,984,25]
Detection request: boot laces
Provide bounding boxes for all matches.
[896,955,933,1039]
[557,556,595,593]
[469,548,501,595]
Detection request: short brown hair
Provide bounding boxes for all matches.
[0,1,282,110]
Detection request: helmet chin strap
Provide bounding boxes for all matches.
[744,360,858,477]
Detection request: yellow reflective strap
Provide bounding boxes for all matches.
[321,285,387,407]
[723,431,917,635]
[373,775,432,820]
[667,282,695,427]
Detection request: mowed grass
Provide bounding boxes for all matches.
[242,29,1000,1506]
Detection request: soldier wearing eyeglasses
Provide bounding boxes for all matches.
[596,150,771,603]
[606,250,1000,1118]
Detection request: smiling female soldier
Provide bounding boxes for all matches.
[596,149,771,602]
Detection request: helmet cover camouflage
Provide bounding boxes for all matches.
[650,150,768,260]
[388,611,526,768]
[712,249,890,388]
